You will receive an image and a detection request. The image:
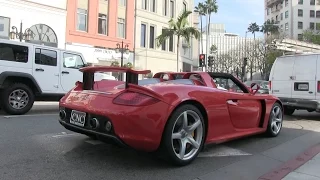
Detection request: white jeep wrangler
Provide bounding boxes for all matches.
[0,39,115,115]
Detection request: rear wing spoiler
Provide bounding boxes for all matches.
[79,66,151,90]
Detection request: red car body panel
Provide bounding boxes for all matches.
[59,67,282,152]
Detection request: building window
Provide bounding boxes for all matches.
[150,0,156,12]
[276,15,278,21]
[149,26,155,48]
[119,0,126,6]
[117,18,126,38]
[310,10,315,17]
[298,9,303,17]
[98,0,108,35]
[0,43,28,63]
[35,48,57,66]
[298,21,303,29]
[298,0,303,4]
[141,24,146,47]
[163,0,168,16]
[142,0,147,10]
[0,16,10,39]
[281,13,283,20]
[298,34,303,41]
[316,23,320,30]
[285,0,288,6]
[285,11,289,18]
[77,0,88,31]
[170,0,174,18]
[161,29,166,50]
[310,22,315,29]
[98,14,107,35]
[169,35,173,52]
[183,2,187,11]
[317,11,320,18]
[311,0,315,5]
[285,23,289,31]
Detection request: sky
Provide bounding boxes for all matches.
[194,0,265,38]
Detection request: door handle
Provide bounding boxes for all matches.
[35,68,44,72]
[62,71,69,74]
[227,100,238,106]
[309,91,313,94]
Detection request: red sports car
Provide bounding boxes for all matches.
[58,66,284,166]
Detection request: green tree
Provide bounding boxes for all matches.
[156,10,200,72]
[194,2,206,53]
[204,0,218,27]
[260,19,280,38]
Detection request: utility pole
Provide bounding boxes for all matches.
[205,8,210,72]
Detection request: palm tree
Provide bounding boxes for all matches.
[248,22,260,40]
[194,2,206,53]
[156,10,200,72]
[203,0,218,52]
[204,0,218,26]
[247,22,260,80]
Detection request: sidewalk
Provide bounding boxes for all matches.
[259,144,320,180]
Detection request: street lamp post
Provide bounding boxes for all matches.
[9,21,32,42]
[115,41,129,81]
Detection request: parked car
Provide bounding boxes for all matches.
[269,53,320,115]
[0,39,113,115]
[244,80,269,94]
[58,66,284,166]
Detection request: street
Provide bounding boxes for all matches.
[0,103,320,180]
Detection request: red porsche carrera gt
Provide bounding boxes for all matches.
[58,66,284,166]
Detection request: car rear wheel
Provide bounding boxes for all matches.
[160,104,205,166]
[265,103,283,137]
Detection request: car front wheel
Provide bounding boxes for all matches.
[0,83,35,115]
[161,104,206,166]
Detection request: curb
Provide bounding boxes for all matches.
[258,143,320,180]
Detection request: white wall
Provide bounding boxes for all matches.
[134,0,196,73]
[0,0,67,49]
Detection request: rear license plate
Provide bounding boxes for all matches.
[298,84,308,90]
[70,110,86,127]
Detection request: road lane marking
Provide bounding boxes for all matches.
[2,113,57,118]
[199,145,252,157]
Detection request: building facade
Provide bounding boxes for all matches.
[265,0,320,40]
[65,0,134,66]
[0,0,67,48]
[134,0,197,74]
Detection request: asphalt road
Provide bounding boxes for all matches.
[0,103,320,180]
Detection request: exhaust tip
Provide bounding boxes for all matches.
[89,118,99,129]
[59,110,66,120]
[105,121,112,132]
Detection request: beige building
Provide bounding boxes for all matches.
[265,0,320,40]
[134,0,199,74]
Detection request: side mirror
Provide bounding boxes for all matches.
[250,83,260,95]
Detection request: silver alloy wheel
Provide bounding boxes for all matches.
[171,110,203,161]
[8,89,29,110]
[271,105,283,135]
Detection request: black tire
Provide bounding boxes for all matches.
[160,104,206,166]
[265,102,283,137]
[0,83,35,115]
[284,106,295,115]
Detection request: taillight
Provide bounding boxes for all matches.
[318,81,320,93]
[113,91,160,106]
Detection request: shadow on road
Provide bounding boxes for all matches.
[0,102,59,115]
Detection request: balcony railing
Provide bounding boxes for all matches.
[266,0,283,8]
